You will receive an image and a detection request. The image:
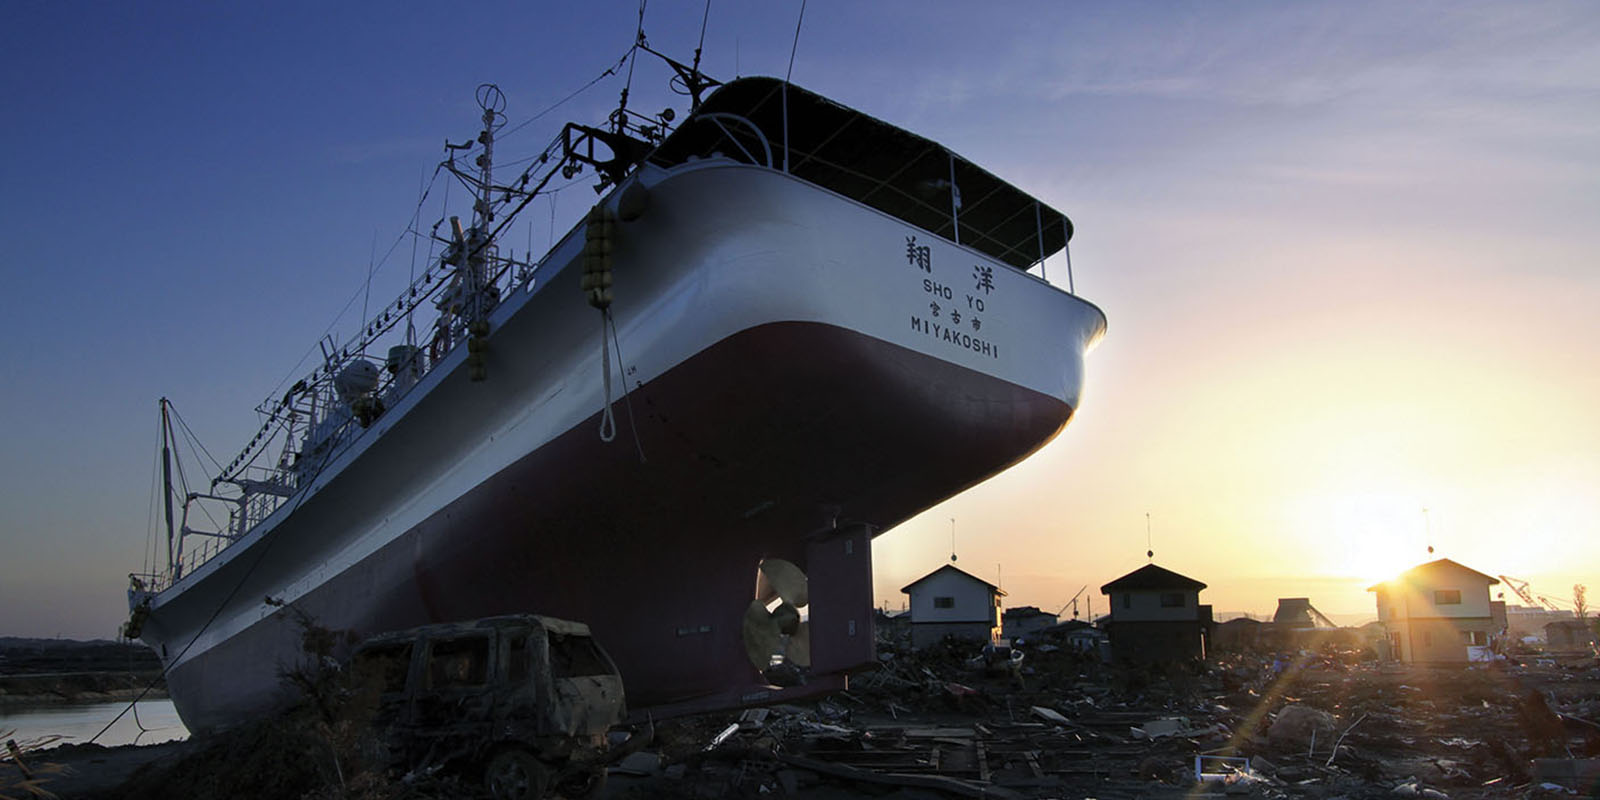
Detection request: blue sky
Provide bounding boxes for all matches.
[3,2,1597,636]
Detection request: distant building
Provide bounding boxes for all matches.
[1273,598,1336,629]
[1099,563,1212,663]
[900,565,1004,649]
[1504,604,1575,640]
[1212,617,1264,652]
[1001,606,1058,642]
[1368,558,1500,663]
[1544,620,1599,652]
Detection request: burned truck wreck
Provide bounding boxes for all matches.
[350,614,628,799]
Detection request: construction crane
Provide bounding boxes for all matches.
[1056,585,1088,619]
[1499,575,1570,611]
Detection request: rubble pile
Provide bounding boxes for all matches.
[41,631,1600,798]
[611,640,1600,799]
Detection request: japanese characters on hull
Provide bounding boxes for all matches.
[904,235,1000,360]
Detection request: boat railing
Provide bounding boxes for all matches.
[693,113,773,169]
[143,246,548,594]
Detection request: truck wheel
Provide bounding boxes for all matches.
[485,749,549,800]
[555,767,607,800]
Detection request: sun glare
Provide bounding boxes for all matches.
[1290,490,1431,586]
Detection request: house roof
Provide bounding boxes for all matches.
[900,564,1005,595]
[1003,606,1056,620]
[1100,563,1207,594]
[1365,558,1501,592]
[1545,620,1595,632]
[1038,619,1095,635]
[1274,598,1313,625]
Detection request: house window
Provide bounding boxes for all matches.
[1160,593,1185,608]
[1122,593,1131,609]
[1461,630,1487,646]
[1422,631,1432,647]
[933,596,954,609]
[1434,589,1462,605]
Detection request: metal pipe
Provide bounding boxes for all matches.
[948,153,960,245]
[160,399,176,575]
[1063,217,1075,294]
[1034,201,1047,281]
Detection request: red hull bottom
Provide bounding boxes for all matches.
[167,322,1073,732]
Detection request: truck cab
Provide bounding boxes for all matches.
[350,614,625,798]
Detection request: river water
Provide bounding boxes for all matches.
[0,699,188,748]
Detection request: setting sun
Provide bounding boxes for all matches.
[1323,492,1432,586]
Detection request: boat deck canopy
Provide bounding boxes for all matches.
[650,77,1072,271]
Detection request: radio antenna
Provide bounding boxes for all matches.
[1145,512,1153,562]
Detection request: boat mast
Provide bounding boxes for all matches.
[159,398,177,576]
[467,84,504,327]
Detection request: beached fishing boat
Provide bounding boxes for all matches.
[126,59,1106,733]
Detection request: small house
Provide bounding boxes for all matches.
[900,564,1004,649]
[1273,598,1336,630]
[1001,606,1058,642]
[1545,620,1599,652]
[1099,563,1211,663]
[1368,558,1500,663]
[1212,617,1264,653]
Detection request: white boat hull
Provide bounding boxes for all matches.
[140,160,1106,732]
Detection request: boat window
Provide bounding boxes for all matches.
[353,643,412,694]
[427,636,490,688]
[549,633,609,678]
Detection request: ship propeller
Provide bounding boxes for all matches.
[741,558,812,671]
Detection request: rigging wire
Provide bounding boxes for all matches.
[407,172,423,346]
[781,0,809,174]
[361,229,378,357]
[620,0,651,119]
[164,403,230,537]
[179,436,224,535]
[786,0,808,82]
[91,429,347,746]
[262,163,445,403]
[168,405,223,477]
[502,48,634,140]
